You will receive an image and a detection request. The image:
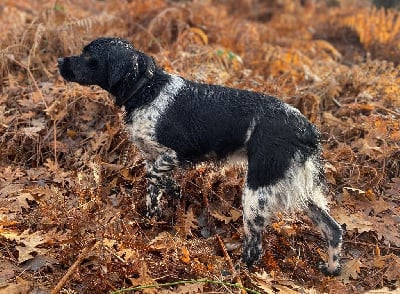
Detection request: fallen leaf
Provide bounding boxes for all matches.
[149,232,174,251]
[66,128,77,138]
[89,131,109,152]
[189,27,208,45]
[43,158,59,173]
[373,254,400,282]
[373,215,400,247]
[364,287,395,293]
[129,261,157,294]
[229,208,242,221]
[273,284,301,294]
[175,208,198,237]
[332,207,374,233]
[370,197,392,214]
[340,258,363,284]
[252,271,275,294]
[210,210,232,224]
[118,248,139,262]
[0,166,25,182]
[175,283,204,294]
[386,258,400,281]
[0,276,33,294]
[102,238,116,248]
[21,118,46,138]
[14,193,35,212]
[352,137,383,158]
[159,283,204,294]
[0,268,15,283]
[181,246,190,264]
[373,255,386,269]
[45,99,68,121]
[0,230,48,263]
[16,245,38,264]
[0,184,24,197]
[120,167,134,181]
[343,186,366,195]
[22,255,58,271]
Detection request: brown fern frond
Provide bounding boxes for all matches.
[147,7,190,47]
[358,59,400,104]
[341,6,400,62]
[28,23,45,68]
[61,13,115,33]
[0,42,29,87]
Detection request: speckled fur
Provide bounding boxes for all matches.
[58,37,343,275]
[125,75,184,216]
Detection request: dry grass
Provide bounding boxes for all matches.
[0,0,399,293]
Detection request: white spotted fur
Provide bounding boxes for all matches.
[127,75,184,161]
[242,153,327,220]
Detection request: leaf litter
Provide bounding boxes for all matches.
[0,0,399,293]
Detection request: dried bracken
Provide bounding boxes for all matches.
[0,0,399,293]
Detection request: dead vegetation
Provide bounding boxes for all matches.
[0,0,399,293]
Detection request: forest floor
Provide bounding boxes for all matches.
[0,0,399,293]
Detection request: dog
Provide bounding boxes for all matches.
[58,37,343,275]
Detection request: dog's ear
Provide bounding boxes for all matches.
[107,51,138,90]
[107,52,126,89]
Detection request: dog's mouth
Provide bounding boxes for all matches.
[58,57,76,82]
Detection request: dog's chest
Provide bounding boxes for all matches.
[126,108,164,160]
[125,75,185,160]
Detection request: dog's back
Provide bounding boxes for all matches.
[155,78,319,164]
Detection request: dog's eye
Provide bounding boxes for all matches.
[87,58,98,69]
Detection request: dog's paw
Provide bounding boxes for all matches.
[146,205,162,219]
[146,185,163,218]
[164,179,181,198]
[242,241,262,268]
[319,262,342,276]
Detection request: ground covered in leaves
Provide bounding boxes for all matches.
[1,0,400,293]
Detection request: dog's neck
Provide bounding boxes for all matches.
[114,55,156,107]
[110,55,171,119]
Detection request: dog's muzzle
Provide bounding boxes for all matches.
[57,58,65,67]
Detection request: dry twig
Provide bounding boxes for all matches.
[216,234,246,294]
[51,242,97,294]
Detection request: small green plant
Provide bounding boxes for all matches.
[216,49,242,62]
[54,3,65,12]
[111,278,261,294]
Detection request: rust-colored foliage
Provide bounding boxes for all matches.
[0,0,399,293]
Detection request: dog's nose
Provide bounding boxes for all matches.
[57,58,64,66]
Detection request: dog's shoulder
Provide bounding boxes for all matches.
[125,74,186,147]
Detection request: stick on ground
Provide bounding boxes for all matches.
[216,234,246,294]
[51,242,97,294]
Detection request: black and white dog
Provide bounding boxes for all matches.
[58,37,343,275]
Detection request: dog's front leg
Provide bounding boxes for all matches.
[145,149,180,217]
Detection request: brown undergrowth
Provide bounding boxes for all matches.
[0,0,399,293]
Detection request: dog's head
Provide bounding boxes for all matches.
[58,38,147,95]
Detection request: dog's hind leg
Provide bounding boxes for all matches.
[145,149,180,217]
[306,201,343,276]
[241,185,270,268]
